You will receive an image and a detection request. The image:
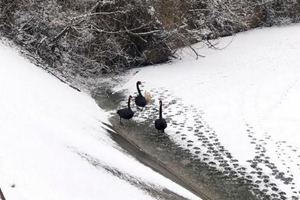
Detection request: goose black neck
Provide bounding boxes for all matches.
[136,82,142,96]
[127,97,131,110]
[159,104,162,119]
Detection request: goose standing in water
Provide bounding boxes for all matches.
[117,95,134,123]
[135,81,147,110]
[155,100,167,133]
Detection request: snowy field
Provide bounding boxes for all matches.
[0,40,200,200]
[114,24,300,199]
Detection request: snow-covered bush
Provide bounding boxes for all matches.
[0,0,299,80]
[0,0,172,77]
[153,0,300,44]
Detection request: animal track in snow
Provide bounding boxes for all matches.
[117,86,298,199]
[245,124,298,199]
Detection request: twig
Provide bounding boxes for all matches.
[18,17,34,31]
[73,11,127,20]
[175,33,205,60]
[125,28,160,37]
[188,44,205,60]
[39,36,47,44]
[204,39,220,50]
[52,26,71,42]
[204,35,235,50]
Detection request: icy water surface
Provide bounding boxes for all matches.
[92,86,266,200]
[92,84,299,200]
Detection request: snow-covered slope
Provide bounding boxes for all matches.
[0,41,199,200]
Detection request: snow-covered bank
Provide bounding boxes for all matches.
[0,41,200,200]
[114,24,300,199]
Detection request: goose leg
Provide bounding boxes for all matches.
[136,106,143,111]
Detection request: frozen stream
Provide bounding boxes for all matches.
[92,24,300,200]
[93,87,261,200]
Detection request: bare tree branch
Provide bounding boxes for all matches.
[126,29,161,37]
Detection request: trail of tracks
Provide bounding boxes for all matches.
[92,87,259,200]
[103,121,213,200]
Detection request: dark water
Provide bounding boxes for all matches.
[102,122,198,200]
[92,86,269,200]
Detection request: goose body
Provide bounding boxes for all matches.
[155,100,167,133]
[135,81,147,109]
[117,95,134,123]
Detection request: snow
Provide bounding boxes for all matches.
[115,24,300,199]
[2,23,300,200]
[0,41,200,200]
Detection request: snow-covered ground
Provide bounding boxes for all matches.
[2,23,300,200]
[0,40,200,200]
[114,24,300,199]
